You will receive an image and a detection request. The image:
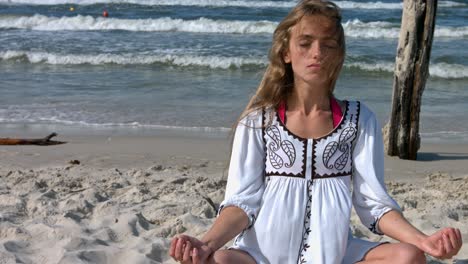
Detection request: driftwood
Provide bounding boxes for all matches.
[385,0,437,160]
[0,133,66,146]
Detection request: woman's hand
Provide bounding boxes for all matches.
[419,227,462,259]
[169,234,214,264]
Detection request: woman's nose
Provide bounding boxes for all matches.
[311,42,323,59]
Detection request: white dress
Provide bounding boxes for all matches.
[219,101,401,264]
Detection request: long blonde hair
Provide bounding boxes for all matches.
[239,0,345,123]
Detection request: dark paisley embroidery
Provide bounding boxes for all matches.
[269,149,284,169]
[323,141,339,169]
[266,126,281,152]
[321,125,356,170]
[280,140,296,168]
[338,127,356,146]
[266,125,296,170]
[334,144,349,170]
[266,126,281,144]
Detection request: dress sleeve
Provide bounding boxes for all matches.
[218,111,266,229]
[352,107,401,235]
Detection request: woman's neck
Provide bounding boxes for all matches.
[287,81,331,115]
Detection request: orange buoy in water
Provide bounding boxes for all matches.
[103,10,109,17]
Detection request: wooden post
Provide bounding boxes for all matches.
[385,0,437,160]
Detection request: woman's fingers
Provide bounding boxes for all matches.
[175,236,185,260]
[442,233,453,258]
[435,239,446,258]
[455,228,463,249]
[169,235,206,263]
[446,228,459,252]
[192,248,200,264]
[183,241,192,263]
[169,237,178,260]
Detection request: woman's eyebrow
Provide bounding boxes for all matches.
[297,34,337,40]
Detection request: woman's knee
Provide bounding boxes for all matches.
[210,250,232,264]
[394,243,426,264]
[209,249,255,264]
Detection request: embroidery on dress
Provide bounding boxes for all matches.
[322,126,356,170]
[369,218,378,234]
[266,126,296,169]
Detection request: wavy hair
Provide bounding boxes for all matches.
[238,0,345,123]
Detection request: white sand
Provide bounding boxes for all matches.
[0,134,467,263]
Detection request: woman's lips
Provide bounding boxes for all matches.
[307,63,321,69]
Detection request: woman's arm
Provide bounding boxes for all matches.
[170,111,266,263]
[378,210,463,259]
[351,105,462,259]
[201,206,250,252]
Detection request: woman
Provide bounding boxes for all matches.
[169,0,462,263]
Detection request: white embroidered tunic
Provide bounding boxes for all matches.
[219,101,401,264]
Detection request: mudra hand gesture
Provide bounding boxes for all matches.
[420,227,462,260]
[169,235,213,264]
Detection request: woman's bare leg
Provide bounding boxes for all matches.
[208,249,256,264]
[357,243,426,264]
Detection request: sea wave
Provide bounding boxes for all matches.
[0,117,231,133]
[0,50,267,69]
[0,0,464,9]
[343,19,468,39]
[1,15,467,39]
[2,50,467,79]
[347,62,468,79]
[0,15,277,34]
[338,0,465,9]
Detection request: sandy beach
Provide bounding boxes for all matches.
[0,132,467,263]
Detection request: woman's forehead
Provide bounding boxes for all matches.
[291,15,338,39]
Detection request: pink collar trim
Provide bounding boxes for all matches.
[278,97,343,128]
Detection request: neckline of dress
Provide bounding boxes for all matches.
[275,100,349,141]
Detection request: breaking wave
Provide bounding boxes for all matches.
[2,50,467,79]
[1,15,467,39]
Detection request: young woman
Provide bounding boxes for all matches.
[169,0,462,263]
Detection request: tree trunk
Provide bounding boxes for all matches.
[385,0,437,160]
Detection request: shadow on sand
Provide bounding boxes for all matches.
[417,152,468,161]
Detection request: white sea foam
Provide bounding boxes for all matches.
[343,19,468,39]
[347,62,395,73]
[0,50,267,69]
[343,19,399,38]
[2,50,467,79]
[0,116,231,132]
[338,0,466,9]
[1,15,467,39]
[0,15,277,34]
[428,62,468,79]
[0,0,464,9]
[347,62,468,79]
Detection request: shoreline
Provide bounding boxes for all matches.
[1,132,467,180]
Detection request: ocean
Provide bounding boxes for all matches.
[0,0,467,142]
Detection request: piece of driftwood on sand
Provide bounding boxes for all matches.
[0,133,66,146]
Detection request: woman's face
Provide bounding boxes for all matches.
[284,15,341,88]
